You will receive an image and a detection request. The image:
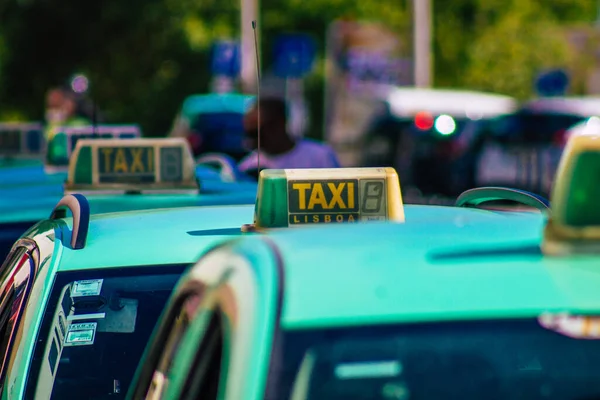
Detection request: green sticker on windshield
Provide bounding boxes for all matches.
[64,322,97,346]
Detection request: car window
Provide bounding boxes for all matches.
[178,310,225,400]
[25,264,187,400]
[268,318,600,400]
[0,248,34,382]
[143,292,203,399]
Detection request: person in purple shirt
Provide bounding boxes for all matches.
[238,97,340,176]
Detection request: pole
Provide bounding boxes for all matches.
[413,0,432,87]
[241,0,259,93]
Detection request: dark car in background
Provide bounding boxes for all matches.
[475,96,600,197]
[362,87,517,200]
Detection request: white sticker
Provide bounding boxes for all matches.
[72,279,103,297]
[65,322,97,346]
[334,360,402,380]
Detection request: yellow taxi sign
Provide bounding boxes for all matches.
[247,167,404,230]
[543,129,600,255]
[65,138,199,194]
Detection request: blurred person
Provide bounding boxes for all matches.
[44,86,92,140]
[238,97,340,175]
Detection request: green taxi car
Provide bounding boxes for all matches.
[0,164,549,399]
[124,167,573,400]
[0,124,141,188]
[0,122,46,179]
[0,137,258,262]
[0,192,256,399]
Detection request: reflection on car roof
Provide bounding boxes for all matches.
[387,87,517,118]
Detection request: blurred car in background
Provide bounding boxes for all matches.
[361,87,517,199]
[475,96,600,197]
[169,93,255,161]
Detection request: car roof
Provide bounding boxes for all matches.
[53,204,531,272]
[386,87,517,118]
[55,205,255,271]
[264,211,600,330]
[181,93,255,119]
[521,96,600,116]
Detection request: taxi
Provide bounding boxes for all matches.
[0,126,256,203]
[0,193,256,399]
[0,122,45,177]
[0,138,257,262]
[0,123,141,186]
[0,164,531,399]
[0,162,549,399]
[0,125,141,206]
[123,167,576,399]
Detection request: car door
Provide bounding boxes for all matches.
[0,239,39,386]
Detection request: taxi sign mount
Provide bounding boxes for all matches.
[65,138,199,194]
[244,167,404,231]
[543,130,600,255]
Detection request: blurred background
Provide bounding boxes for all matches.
[3,0,600,201]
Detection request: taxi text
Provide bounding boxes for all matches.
[99,146,154,174]
[289,213,359,225]
[288,179,359,213]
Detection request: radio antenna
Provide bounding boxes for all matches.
[251,20,261,173]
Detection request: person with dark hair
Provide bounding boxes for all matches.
[238,97,340,174]
[44,86,92,140]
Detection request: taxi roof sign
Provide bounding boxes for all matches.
[46,124,141,168]
[0,122,45,158]
[245,167,404,231]
[65,138,199,194]
[543,129,600,255]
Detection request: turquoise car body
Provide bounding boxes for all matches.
[127,208,600,399]
[0,202,255,399]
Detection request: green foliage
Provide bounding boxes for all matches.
[435,0,595,98]
[0,0,597,136]
[462,0,573,98]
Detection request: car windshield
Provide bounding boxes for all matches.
[25,264,187,400]
[271,318,600,400]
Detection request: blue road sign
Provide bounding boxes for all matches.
[535,69,569,97]
[211,41,241,78]
[274,34,316,78]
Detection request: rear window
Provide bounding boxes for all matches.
[270,318,600,400]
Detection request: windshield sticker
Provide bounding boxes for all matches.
[538,312,600,339]
[334,360,402,380]
[67,312,106,321]
[71,279,103,297]
[64,322,97,346]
